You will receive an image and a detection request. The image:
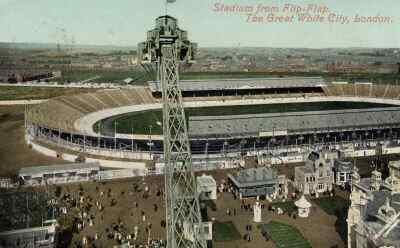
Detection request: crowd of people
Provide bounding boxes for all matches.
[53,177,167,247]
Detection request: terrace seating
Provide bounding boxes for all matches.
[135,87,158,104]
[321,86,332,96]
[28,87,160,132]
[123,89,142,105]
[354,84,371,97]
[114,90,135,106]
[85,93,108,110]
[384,85,399,99]
[27,84,400,134]
[351,84,357,96]
[95,91,120,109]
[342,84,356,96]
[370,84,387,98]
[74,95,99,112]
[325,84,400,99]
[105,90,128,107]
[323,85,342,96]
[57,96,90,114]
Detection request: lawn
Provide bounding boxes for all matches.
[213,221,241,242]
[270,201,297,214]
[261,221,312,248]
[0,85,94,100]
[60,69,149,84]
[312,196,349,216]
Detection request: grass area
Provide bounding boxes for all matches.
[97,101,395,135]
[60,69,149,84]
[213,221,241,242]
[0,86,94,100]
[312,196,349,216]
[270,201,297,214]
[261,221,312,248]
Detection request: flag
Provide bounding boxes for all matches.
[167,0,176,3]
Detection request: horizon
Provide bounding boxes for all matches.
[1,41,400,50]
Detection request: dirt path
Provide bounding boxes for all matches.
[0,105,67,177]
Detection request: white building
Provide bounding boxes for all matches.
[197,174,217,200]
[295,195,312,218]
[19,162,100,186]
[333,159,354,187]
[347,161,400,248]
[0,178,13,189]
[294,151,334,196]
[228,167,287,199]
[0,221,57,248]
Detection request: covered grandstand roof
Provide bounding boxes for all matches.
[148,76,326,92]
[188,107,400,138]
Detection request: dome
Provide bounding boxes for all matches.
[295,195,312,208]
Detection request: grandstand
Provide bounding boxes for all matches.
[322,83,400,100]
[149,77,326,98]
[28,82,400,135]
[28,87,160,132]
[26,79,400,159]
[189,107,400,138]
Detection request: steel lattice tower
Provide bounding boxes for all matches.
[138,16,206,248]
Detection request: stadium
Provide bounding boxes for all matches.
[25,76,400,171]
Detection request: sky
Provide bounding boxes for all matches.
[0,0,399,48]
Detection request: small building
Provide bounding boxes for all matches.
[197,174,217,200]
[19,162,100,186]
[52,70,62,78]
[184,221,213,242]
[388,160,400,178]
[383,161,400,192]
[295,195,312,218]
[333,159,354,187]
[228,167,287,199]
[294,151,334,196]
[0,221,57,248]
[0,191,57,248]
[0,178,13,189]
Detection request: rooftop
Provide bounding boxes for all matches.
[228,167,279,188]
[19,162,100,177]
[189,107,400,137]
[364,191,400,246]
[334,160,354,172]
[197,174,216,186]
[148,76,325,92]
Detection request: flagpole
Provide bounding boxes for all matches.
[165,0,176,15]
